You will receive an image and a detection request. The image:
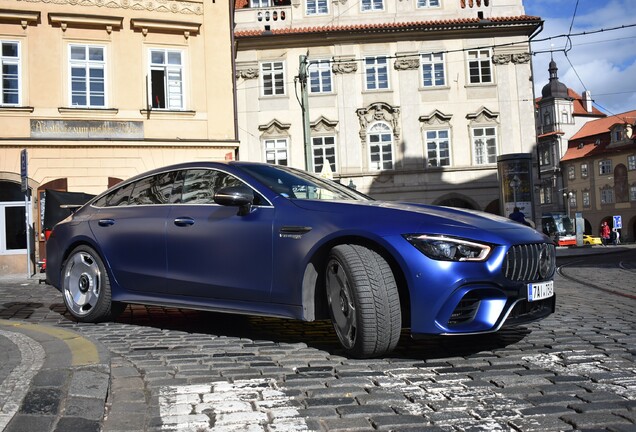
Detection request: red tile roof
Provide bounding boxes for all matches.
[535,88,605,117]
[234,15,541,37]
[570,110,636,141]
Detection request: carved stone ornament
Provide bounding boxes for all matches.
[356,102,401,141]
[332,61,357,74]
[16,0,203,15]
[492,54,511,65]
[512,52,531,64]
[393,58,420,71]
[236,68,259,80]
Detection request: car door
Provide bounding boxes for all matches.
[88,172,175,293]
[164,168,275,302]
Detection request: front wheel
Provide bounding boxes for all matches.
[61,245,124,322]
[325,244,402,358]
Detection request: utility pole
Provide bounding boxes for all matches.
[298,54,313,173]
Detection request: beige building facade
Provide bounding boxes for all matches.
[0,0,238,273]
[234,0,540,214]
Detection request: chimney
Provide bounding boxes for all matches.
[583,90,593,113]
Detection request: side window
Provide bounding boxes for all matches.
[105,182,135,207]
[181,170,244,204]
[129,172,176,205]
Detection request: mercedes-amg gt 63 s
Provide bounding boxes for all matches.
[47,162,556,358]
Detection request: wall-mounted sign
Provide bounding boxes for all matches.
[31,120,144,139]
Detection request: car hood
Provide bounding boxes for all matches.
[290,199,548,243]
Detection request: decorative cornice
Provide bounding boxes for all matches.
[419,109,452,125]
[492,52,531,65]
[332,61,357,74]
[356,102,401,141]
[0,9,40,28]
[49,13,123,33]
[394,58,419,71]
[17,0,203,16]
[131,18,200,37]
[236,68,259,79]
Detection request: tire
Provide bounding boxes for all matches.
[61,245,124,322]
[325,244,402,358]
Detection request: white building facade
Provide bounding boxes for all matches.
[234,0,541,214]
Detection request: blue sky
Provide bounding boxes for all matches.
[523,0,636,115]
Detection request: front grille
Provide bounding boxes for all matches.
[503,243,556,282]
[448,295,480,326]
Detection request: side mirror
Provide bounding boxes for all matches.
[213,186,254,216]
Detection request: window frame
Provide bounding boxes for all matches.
[148,47,185,110]
[308,59,332,94]
[260,61,286,97]
[582,190,591,208]
[264,138,289,165]
[420,52,446,88]
[600,187,614,205]
[630,184,636,202]
[568,165,575,180]
[364,56,389,91]
[425,128,451,168]
[361,0,384,12]
[311,135,337,174]
[627,155,636,171]
[69,43,107,108]
[1,40,21,106]
[467,49,493,84]
[599,159,612,175]
[581,162,588,178]
[417,0,440,8]
[471,126,497,165]
[368,122,394,171]
[306,0,328,15]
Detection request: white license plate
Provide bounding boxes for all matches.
[527,280,554,302]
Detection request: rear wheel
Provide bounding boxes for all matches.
[325,244,401,358]
[62,245,125,322]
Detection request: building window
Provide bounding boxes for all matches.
[600,187,614,204]
[467,49,492,84]
[361,0,383,11]
[425,129,450,167]
[581,163,588,178]
[308,60,332,93]
[568,165,575,180]
[421,53,445,87]
[628,155,636,171]
[472,126,497,165]
[543,111,551,126]
[149,48,184,110]
[599,160,612,175]
[539,145,551,167]
[569,192,577,209]
[250,0,270,7]
[613,128,623,142]
[365,56,389,90]
[561,111,569,124]
[540,185,552,204]
[312,136,336,174]
[261,61,285,96]
[368,122,393,170]
[583,191,590,208]
[70,44,106,108]
[417,0,440,7]
[1,41,20,105]
[306,0,328,14]
[264,138,288,165]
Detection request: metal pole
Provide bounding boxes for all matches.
[298,55,313,173]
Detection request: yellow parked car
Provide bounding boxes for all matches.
[583,235,602,245]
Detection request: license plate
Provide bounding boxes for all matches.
[527,280,554,302]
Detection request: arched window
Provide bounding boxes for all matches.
[368,122,393,170]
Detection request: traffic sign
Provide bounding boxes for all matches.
[20,149,28,192]
[613,215,622,229]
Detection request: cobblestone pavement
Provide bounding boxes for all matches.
[1,248,635,431]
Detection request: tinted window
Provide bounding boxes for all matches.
[106,182,134,207]
[129,172,176,205]
[181,169,244,204]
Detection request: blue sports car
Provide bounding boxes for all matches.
[46,162,556,358]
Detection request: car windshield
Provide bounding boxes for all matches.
[238,164,371,201]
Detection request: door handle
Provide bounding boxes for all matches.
[98,219,115,227]
[174,217,195,227]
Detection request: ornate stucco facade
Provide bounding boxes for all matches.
[234,0,540,213]
[0,0,237,273]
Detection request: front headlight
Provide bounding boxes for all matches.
[404,234,492,262]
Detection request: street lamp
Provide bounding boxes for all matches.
[563,191,573,219]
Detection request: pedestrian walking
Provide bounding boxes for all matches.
[612,228,621,245]
[509,207,531,227]
[601,221,610,246]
